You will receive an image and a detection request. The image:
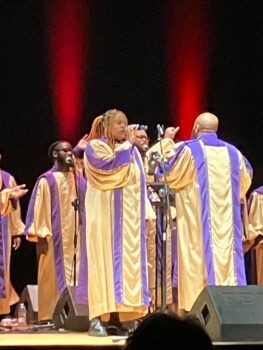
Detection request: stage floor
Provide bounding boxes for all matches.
[0,331,126,349]
[1,332,263,349]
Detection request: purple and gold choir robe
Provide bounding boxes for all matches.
[157,132,253,311]
[25,166,85,320]
[248,187,263,284]
[0,190,14,217]
[84,138,150,322]
[0,170,25,314]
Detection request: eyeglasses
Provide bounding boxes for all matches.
[55,148,72,153]
[136,136,149,141]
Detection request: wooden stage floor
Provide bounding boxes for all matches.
[0,331,126,349]
[1,332,263,350]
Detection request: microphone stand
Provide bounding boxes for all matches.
[71,165,81,286]
[156,126,174,312]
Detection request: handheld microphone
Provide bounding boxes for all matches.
[138,124,148,131]
[142,144,149,152]
[66,156,74,167]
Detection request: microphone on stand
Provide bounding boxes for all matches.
[70,155,80,287]
[157,124,164,141]
[70,157,79,211]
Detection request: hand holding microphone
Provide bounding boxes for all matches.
[138,124,148,131]
[65,155,75,168]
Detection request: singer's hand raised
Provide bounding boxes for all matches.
[164,126,180,140]
[127,124,139,144]
[76,133,89,151]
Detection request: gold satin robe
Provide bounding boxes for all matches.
[248,188,263,284]
[25,171,81,320]
[0,172,25,315]
[158,133,252,311]
[84,139,150,321]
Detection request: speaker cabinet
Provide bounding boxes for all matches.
[190,285,263,341]
[15,284,38,324]
[52,286,89,331]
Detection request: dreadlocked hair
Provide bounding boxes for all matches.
[88,109,126,150]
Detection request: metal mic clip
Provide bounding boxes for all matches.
[157,124,164,140]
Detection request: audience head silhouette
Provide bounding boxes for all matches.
[125,311,213,350]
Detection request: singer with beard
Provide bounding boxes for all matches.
[24,141,86,321]
[134,128,149,153]
[134,127,153,184]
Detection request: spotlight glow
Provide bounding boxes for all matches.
[166,0,212,140]
[45,0,89,141]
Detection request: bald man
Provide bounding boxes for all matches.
[156,112,253,312]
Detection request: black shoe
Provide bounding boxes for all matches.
[117,327,130,336]
[106,325,130,336]
[106,325,119,336]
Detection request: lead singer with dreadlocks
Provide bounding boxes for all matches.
[84,109,150,336]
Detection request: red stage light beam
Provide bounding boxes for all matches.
[45,0,89,142]
[166,0,212,140]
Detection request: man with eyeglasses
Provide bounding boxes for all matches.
[25,140,86,322]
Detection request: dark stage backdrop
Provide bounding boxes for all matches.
[1,0,263,298]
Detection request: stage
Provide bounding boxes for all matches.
[0,331,126,349]
[1,332,263,350]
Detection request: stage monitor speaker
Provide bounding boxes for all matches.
[52,286,89,331]
[190,285,263,342]
[15,284,38,324]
